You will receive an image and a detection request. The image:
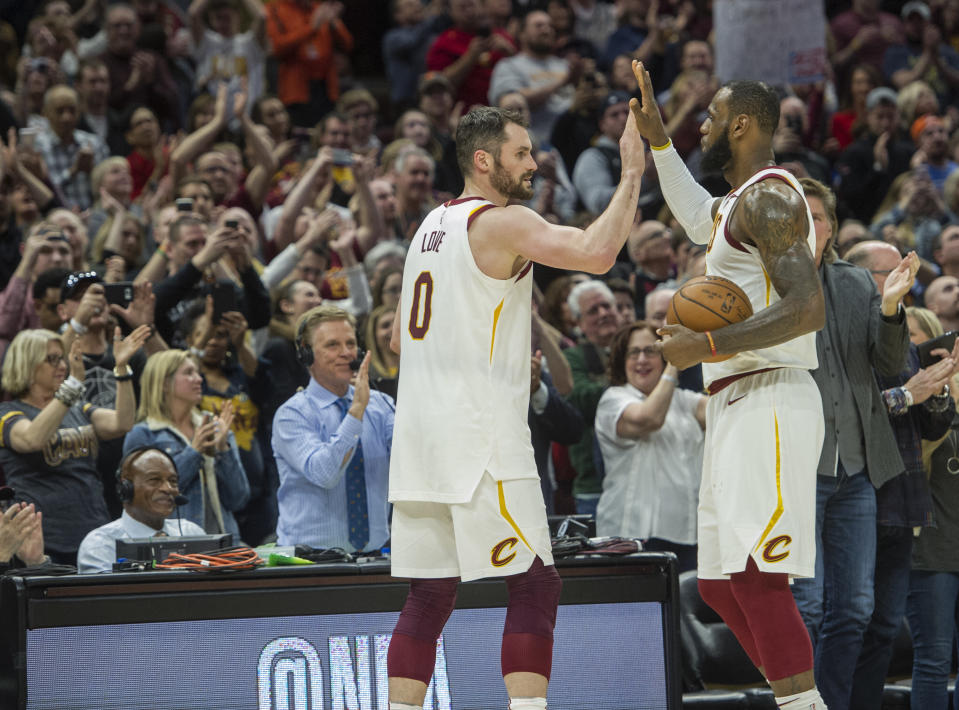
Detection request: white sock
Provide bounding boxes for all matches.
[776,687,827,709]
[389,703,422,710]
[508,698,547,710]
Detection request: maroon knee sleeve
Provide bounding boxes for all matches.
[697,577,763,669]
[388,577,459,683]
[728,557,814,681]
[501,558,562,678]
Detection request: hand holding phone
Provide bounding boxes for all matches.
[918,331,958,368]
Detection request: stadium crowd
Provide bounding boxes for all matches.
[0,0,958,706]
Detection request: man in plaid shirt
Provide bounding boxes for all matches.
[34,85,108,211]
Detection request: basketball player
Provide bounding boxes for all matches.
[385,63,648,710]
[633,69,829,708]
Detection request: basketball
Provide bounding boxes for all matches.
[666,275,753,363]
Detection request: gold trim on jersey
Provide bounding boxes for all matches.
[489,298,504,363]
[762,264,772,307]
[753,411,784,555]
[497,481,534,552]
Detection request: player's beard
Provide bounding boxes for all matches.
[490,158,535,201]
[701,127,733,174]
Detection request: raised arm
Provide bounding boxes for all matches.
[633,62,719,243]
[474,81,647,275]
[660,181,824,369]
[169,84,229,184]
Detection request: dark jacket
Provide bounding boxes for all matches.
[812,260,909,488]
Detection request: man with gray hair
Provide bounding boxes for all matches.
[393,146,436,243]
[562,279,620,515]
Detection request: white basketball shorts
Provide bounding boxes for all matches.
[390,472,554,582]
[698,367,824,580]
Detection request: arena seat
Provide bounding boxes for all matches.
[678,570,775,709]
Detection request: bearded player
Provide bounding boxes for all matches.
[634,68,829,709]
[385,63,650,710]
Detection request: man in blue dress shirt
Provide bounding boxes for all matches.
[272,305,394,552]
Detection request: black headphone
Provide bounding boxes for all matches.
[115,447,179,503]
[295,316,313,367]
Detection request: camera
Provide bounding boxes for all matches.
[225,219,239,229]
[175,197,194,212]
[331,149,354,167]
[475,25,491,38]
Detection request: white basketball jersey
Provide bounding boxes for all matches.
[700,168,819,387]
[389,197,538,504]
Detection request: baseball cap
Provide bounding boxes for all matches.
[60,271,101,302]
[901,1,931,20]
[865,86,898,110]
[418,72,454,96]
[601,90,633,113]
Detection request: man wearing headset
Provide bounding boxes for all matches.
[76,447,204,573]
[272,304,394,551]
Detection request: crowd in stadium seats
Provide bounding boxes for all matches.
[0,0,958,705]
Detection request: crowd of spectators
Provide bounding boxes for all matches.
[1,0,959,701]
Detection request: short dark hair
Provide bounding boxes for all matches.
[724,80,780,137]
[33,267,70,300]
[455,106,528,177]
[169,216,205,245]
[607,321,660,386]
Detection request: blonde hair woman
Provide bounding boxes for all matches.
[122,350,250,539]
[0,326,147,564]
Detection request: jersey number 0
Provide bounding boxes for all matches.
[408,271,433,339]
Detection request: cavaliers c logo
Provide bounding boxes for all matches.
[491,537,518,567]
[762,534,792,563]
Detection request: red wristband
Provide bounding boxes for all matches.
[704,330,718,358]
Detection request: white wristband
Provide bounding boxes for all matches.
[69,317,88,335]
[661,374,679,386]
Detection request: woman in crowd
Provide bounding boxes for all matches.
[178,297,272,544]
[0,326,147,564]
[903,307,959,709]
[594,321,706,572]
[827,63,881,154]
[364,303,399,402]
[123,349,249,540]
[540,274,581,346]
[261,278,322,430]
[371,264,403,312]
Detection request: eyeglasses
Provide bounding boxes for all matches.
[44,353,66,367]
[626,346,660,359]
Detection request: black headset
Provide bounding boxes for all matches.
[115,447,179,503]
[295,316,314,367]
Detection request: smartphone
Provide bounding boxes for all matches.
[224,218,239,229]
[475,25,491,37]
[331,148,354,166]
[175,197,194,212]
[104,282,134,307]
[918,331,958,368]
[18,127,37,151]
[212,282,237,322]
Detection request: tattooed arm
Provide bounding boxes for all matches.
[660,180,825,369]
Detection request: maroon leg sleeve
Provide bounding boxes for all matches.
[728,557,814,681]
[501,557,562,679]
[698,576,764,669]
[387,577,459,683]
